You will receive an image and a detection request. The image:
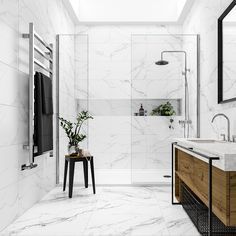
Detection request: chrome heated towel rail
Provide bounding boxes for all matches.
[22,23,53,170]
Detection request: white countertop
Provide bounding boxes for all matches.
[174,138,236,171]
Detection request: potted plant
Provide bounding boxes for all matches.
[59,111,93,155]
[151,101,176,129]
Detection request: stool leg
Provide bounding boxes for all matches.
[90,157,96,194]
[83,160,88,188]
[63,160,68,191]
[69,161,75,198]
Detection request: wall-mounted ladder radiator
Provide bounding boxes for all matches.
[22,22,53,170]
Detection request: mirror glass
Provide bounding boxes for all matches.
[219,2,236,103]
[223,6,236,101]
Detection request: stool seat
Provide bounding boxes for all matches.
[63,154,96,198]
[65,154,92,159]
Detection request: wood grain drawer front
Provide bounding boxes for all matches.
[175,149,236,226]
[230,173,236,225]
[209,165,228,225]
[193,158,209,200]
[178,150,194,181]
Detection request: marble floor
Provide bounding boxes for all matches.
[1,186,200,236]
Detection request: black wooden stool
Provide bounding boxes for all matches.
[63,155,96,198]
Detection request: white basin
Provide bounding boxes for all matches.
[187,139,223,143]
[175,138,236,171]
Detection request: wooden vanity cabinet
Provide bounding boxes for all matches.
[175,148,236,226]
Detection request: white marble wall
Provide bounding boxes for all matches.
[182,35,199,137]
[76,26,130,184]
[75,35,89,150]
[58,35,77,183]
[59,34,89,183]
[74,25,198,184]
[183,0,236,139]
[0,0,74,231]
[131,34,198,182]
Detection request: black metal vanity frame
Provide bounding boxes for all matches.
[171,142,220,236]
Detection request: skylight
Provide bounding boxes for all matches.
[67,0,192,23]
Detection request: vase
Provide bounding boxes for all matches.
[75,145,82,154]
[68,145,77,155]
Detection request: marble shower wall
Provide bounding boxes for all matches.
[0,0,74,231]
[131,35,183,183]
[58,34,89,183]
[75,34,89,148]
[131,35,198,182]
[182,35,199,137]
[58,35,77,183]
[75,25,198,184]
[183,0,236,138]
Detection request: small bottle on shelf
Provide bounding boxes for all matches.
[139,104,144,116]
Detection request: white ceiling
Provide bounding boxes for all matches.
[65,0,195,24]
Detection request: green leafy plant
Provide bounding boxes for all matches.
[151,102,176,129]
[151,101,176,116]
[59,111,93,147]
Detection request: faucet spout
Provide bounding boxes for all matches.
[211,113,230,142]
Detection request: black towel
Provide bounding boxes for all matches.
[41,73,53,115]
[34,72,53,156]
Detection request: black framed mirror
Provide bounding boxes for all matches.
[218,0,236,103]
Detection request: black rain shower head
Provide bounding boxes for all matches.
[155,60,169,65]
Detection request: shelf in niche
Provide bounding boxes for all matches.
[132,115,183,118]
[133,114,183,116]
[76,98,182,116]
[132,98,182,116]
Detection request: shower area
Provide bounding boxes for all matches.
[57,33,199,185]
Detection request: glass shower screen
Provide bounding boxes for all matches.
[131,34,199,184]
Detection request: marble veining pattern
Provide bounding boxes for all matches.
[71,26,199,184]
[183,0,236,140]
[1,186,200,236]
[0,0,75,231]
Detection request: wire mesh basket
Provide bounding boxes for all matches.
[181,183,236,235]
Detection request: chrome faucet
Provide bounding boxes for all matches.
[211,113,230,142]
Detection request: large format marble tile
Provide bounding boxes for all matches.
[0,63,28,108]
[89,61,130,81]
[0,105,28,147]
[0,22,19,69]
[71,25,198,188]
[0,183,19,232]
[0,0,75,231]
[89,43,131,64]
[1,186,200,236]
[89,79,131,99]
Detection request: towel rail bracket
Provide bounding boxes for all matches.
[21,163,38,171]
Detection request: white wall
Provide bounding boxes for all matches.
[0,0,74,231]
[1,0,235,230]
[58,35,76,184]
[183,0,236,139]
[73,25,197,184]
